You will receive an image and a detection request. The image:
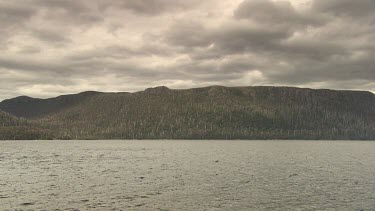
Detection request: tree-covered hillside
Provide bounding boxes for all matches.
[0,110,24,127]
[0,110,52,140]
[1,86,374,140]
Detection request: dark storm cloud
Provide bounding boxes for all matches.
[0,0,374,100]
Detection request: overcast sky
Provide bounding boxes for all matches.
[0,0,374,100]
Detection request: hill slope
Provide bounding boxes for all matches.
[1,86,374,140]
[0,110,52,140]
[0,91,101,118]
[0,110,24,127]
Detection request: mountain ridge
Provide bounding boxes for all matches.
[2,86,373,103]
[0,85,374,140]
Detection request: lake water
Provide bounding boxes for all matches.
[0,140,374,210]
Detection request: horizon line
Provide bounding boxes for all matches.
[1,85,374,102]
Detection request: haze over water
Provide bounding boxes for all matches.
[1,140,374,210]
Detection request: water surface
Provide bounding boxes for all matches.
[1,140,374,210]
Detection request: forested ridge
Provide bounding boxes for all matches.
[1,86,374,140]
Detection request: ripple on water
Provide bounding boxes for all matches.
[20,202,35,206]
[0,140,375,210]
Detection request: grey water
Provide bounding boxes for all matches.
[0,140,374,210]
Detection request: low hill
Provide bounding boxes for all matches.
[0,91,101,118]
[1,86,374,140]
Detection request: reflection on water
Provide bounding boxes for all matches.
[1,140,374,210]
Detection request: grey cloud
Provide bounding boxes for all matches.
[0,3,35,22]
[266,51,375,85]
[1,0,101,26]
[161,54,263,83]
[1,0,375,100]
[161,0,375,93]
[0,66,82,100]
[67,45,164,62]
[0,0,99,48]
[312,0,375,18]
[18,46,42,54]
[0,2,36,44]
[31,29,72,44]
[33,0,89,13]
[139,43,177,57]
[279,39,347,61]
[0,56,75,76]
[211,22,292,55]
[35,0,103,25]
[0,48,178,84]
[219,58,257,74]
[166,21,212,48]
[166,20,293,58]
[234,0,321,27]
[101,0,203,15]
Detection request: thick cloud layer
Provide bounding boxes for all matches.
[0,0,374,100]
